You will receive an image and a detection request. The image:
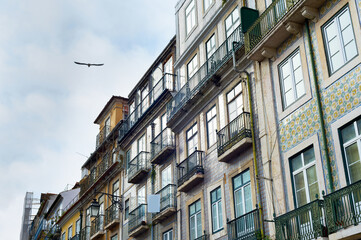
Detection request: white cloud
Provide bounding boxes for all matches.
[0,0,177,239]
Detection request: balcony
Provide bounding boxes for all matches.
[95,124,111,149]
[245,0,325,61]
[119,73,175,141]
[275,199,326,240]
[129,204,149,237]
[228,209,261,240]
[80,227,90,240]
[153,184,176,223]
[324,180,361,236]
[217,112,252,162]
[69,234,80,240]
[167,25,244,126]
[194,234,208,240]
[128,151,150,184]
[80,154,118,196]
[150,128,175,164]
[177,150,205,192]
[44,224,61,240]
[90,215,104,239]
[105,204,120,229]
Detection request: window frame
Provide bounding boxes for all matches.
[322,4,358,76]
[163,228,173,240]
[210,187,223,233]
[187,54,198,80]
[206,105,217,148]
[226,81,243,123]
[189,199,202,240]
[186,123,198,156]
[206,34,216,60]
[203,0,214,13]
[185,0,197,36]
[67,225,73,239]
[224,7,240,38]
[232,169,252,218]
[278,48,306,109]
[124,199,130,220]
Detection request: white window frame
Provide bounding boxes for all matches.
[233,170,252,218]
[206,34,216,60]
[187,54,198,80]
[203,0,214,13]
[186,0,197,35]
[189,200,202,240]
[227,82,243,123]
[161,165,172,188]
[211,187,223,233]
[322,5,358,75]
[163,229,173,240]
[225,7,240,38]
[278,49,305,109]
[206,105,217,148]
[138,186,146,205]
[186,123,198,156]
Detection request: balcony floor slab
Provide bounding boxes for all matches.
[178,173,204,192]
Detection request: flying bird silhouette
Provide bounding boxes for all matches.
[74,61,104,67]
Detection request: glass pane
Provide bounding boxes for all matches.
[296,82,305,98]
[233,174,242,189]
[303,148,315,165]
[339,9,351,30]
[291,154,302,171]
[293,67,303,84]
[244,184,252,213]
[342,123,356,143]
[295,172,305,189]
[190,204,195,215]
[346,143,360,164]
[218,201,223,229]
[281,62,291,80]
[196,200,201,212]
[357,119,361,135]
[349,161,361,183]
[243,170,250,183]
[341,25,354,45]
[190,216,195,240]
[212,203,217,230]
[331,52,343,72]
[296,188,307,206]
[211,190,217,203]
[306,166,319,200]
[309,182,319,201]
[285,90,295,106]
[328,37,341,57]
[196,213,202,237]
[325,21,338,41]
[344,40,357,61]
[234,189,244,217]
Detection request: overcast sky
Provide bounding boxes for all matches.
[0,0,177,239]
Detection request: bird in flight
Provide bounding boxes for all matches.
[74,61,104,67]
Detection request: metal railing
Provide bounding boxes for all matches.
[119,73,175,140]
[151,128,175,160]
[80,226,90,240]
[245,0,301,53]
[195,234,208,240]
[155,184,176,214]
[167,24,244,121]
[324,180,361,233]
[227,209,261,240]
[217,112,252,157]
[80,153,116,196]
[70,234,80,240]
[96,125,111,149]
[177,150,205,187]
[128,151,150,181]
[44,224,61,240]
[105,204,120,226]
[90,214,104,237]
[129,204,148,233]
[275,200,326,240]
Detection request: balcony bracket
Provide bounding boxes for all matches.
[211,75,221,87]
[261,47,276,61]
[301,6,318,22]
[285,22,302,37]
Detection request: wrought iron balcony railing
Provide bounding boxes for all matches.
[105,204,120,227]
[95,124,111,149]
[150,128,175,163]
[167,24,244,122]
[275,199,326,240]
[217,112,252,157]
[128,151,150,183]
[245,0,301,53]
[80,226,90,240]
[90,214,104,237]
[227,209,261,240]
[324,180,361,234]
[156,184,176,213]
[44,224,61,240]
[177,150,205,187]
[194,234,208,240]
[70,234,80,240]
[129,204,148,233]
[119,73,175,141]
[80,153,116,196]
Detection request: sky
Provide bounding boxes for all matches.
[0,0,178,239]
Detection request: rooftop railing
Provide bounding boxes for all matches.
[275,199,326,240]
[129,204,147,233]
[245,0,301,53]
[119,73,175,141]
[177,150,205,187]
[167,24,244,122]
[217,112,252,157]
[324,180,361,234]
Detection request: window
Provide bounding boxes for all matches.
[163,229,173,240]
[68,225,73,239]
[187,54,198,80]
[290,147,319,207]
[161,165,172,188]
[227,82,243,122]
[161,113,167,131]
[189,200,202,240]
[141,86,149,114]
[111,234,118,240]
[61,232,65,240]
[129,101,136,125]
[225,8,240,38]
[233,170,252,218]
[113,180,120,201]
[138,186,146,205]
[75,219,81,234]
[206,106,217,148]
[105,116,111,136]
[186,0,196,35]
[204,0,214,12]
[206,34,216,60]
[322,6,357,75]
[126,150,131,174]
[340,118,361,184]
[98,195,105,227]
[138,134,146,153]
[85,208,91,238]
[124,199,129,220]
[279,49,305,108]
[186,123,198,156]
[211,187,223,233]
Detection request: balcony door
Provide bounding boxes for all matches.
[226,82,244,142]
[233,170,253,237]
[105,117,110,137]
[162,165,172,188]
[164,57,173,90]
[152,63,163,100]
[99,195,104,230]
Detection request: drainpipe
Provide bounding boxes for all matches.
[232,43,264,237]
[305,20,334,193]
